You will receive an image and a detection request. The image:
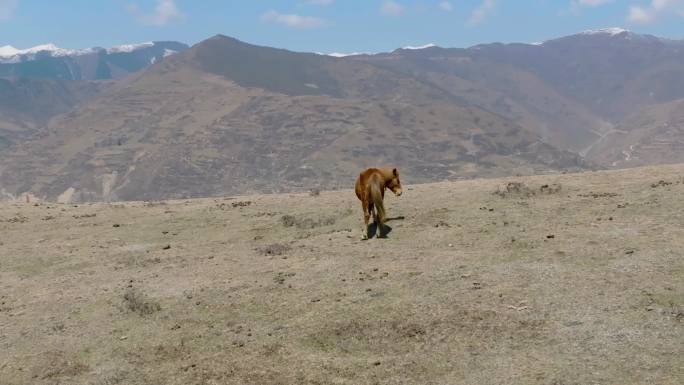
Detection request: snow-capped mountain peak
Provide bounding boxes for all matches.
[0,43,90,58]
[325,52,369,57]
[401,43,437,50]
[0,42,169,64]
[580,27,631,36]
[106,42,154,54]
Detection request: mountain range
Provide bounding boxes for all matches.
[0,41,189,80]
[1,29,683,202]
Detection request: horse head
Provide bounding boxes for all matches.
[386,168,402,197]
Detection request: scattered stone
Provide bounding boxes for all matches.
[280,214,335,229]
[578,192,619,199]
[274,272,295,285]
[258,243,290,256]
[493,182,535,198]
[73,213,96,219]
[162,245,171,250]
[546,234,555,239]
[6,215,28,223]
[651,180,672,188]
[112,224,121,228]
[122,288,161,316]
[539,183,562,194]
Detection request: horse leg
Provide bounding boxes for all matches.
[361,200,370,240]
[376,215,384,238]
[370,203,380,238]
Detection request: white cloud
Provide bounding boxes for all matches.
[127,0,184,26]
[305,0,334,5]
[468,0,496,25]
[439,1,453,11]
[381,0,405,16]
[261,10,326,28]
[627,0,684,24]
[0,0,18,20]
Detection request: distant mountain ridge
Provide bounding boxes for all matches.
[1,29,684,202]
[0,41,188,80]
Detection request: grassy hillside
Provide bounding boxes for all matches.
[1,165,682,385]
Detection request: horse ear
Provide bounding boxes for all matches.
[393,168,398,176]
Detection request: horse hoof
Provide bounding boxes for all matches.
[361,234,368,241]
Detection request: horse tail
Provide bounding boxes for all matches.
[369,181,385,224]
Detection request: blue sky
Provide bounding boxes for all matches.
[1,1,684,53]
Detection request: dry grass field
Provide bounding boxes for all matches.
[1,165,683,385]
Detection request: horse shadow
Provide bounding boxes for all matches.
[367,222,392,239]
[367,216,404,239]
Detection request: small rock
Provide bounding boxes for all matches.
[112,224,120,228]
[162,245,171,250]
[546,234,555,239]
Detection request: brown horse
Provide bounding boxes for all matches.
[355,167,403,239]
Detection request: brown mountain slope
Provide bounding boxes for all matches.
[587,98,684,167]
[360,46,608,153]
[0,77,106,150]
[358,30,684,158]
[0,36,585,202]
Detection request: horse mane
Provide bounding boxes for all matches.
[375,167,398,183]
